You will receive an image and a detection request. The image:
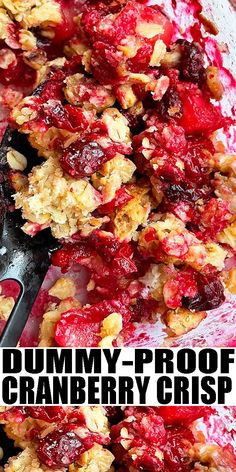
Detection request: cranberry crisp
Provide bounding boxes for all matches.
[1,0,236,344]
[0,406,236,471]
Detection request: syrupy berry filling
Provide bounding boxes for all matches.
[52,231,138,300]
[175,39,206,84]
[54,292,131,347]
[26,406,67,423]
[61,140,108,178]
[37,427,92,468]
[0,53,36,88]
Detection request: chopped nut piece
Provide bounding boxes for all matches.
[92,154,136,202]
[19,29,37,50]
[64,74,115,112]
[190,443,236,471]
[129,72,151,84]
[152,76,170,101]
[136,22,163,38]
[113,183,152,241]
[165,308,206,336]
[70,444,114,472]
[161,45,181,68]
[0,48,16,69]
[78,216,109,237]
[149,39,166,66]
[101,108,131,144]
[215,174,236,214]
[23,50,47,70]
[213,152,236,173]
[99,312,123,347]
[116,84,137,109]
[206,66,224,100]
[80,406,110,435]
[82,49,92,73]
[3,0,62,29]
[0,296,14,320]
[48,277,76,300]
[223,268,236,295]
[197,13,219,35]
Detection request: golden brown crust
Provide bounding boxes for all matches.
[48,277,76,300]
[206,67,224,101]
[165,308,206,337]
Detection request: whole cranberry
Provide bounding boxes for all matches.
[182,273,225,311]
[159,87,183,121]
[177,39,206,84]
[165,184,204,203]
[37,428,86,468]
[61,140,107,178]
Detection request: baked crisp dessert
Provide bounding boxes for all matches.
[0,0,235,345]
[0,406,235,471]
